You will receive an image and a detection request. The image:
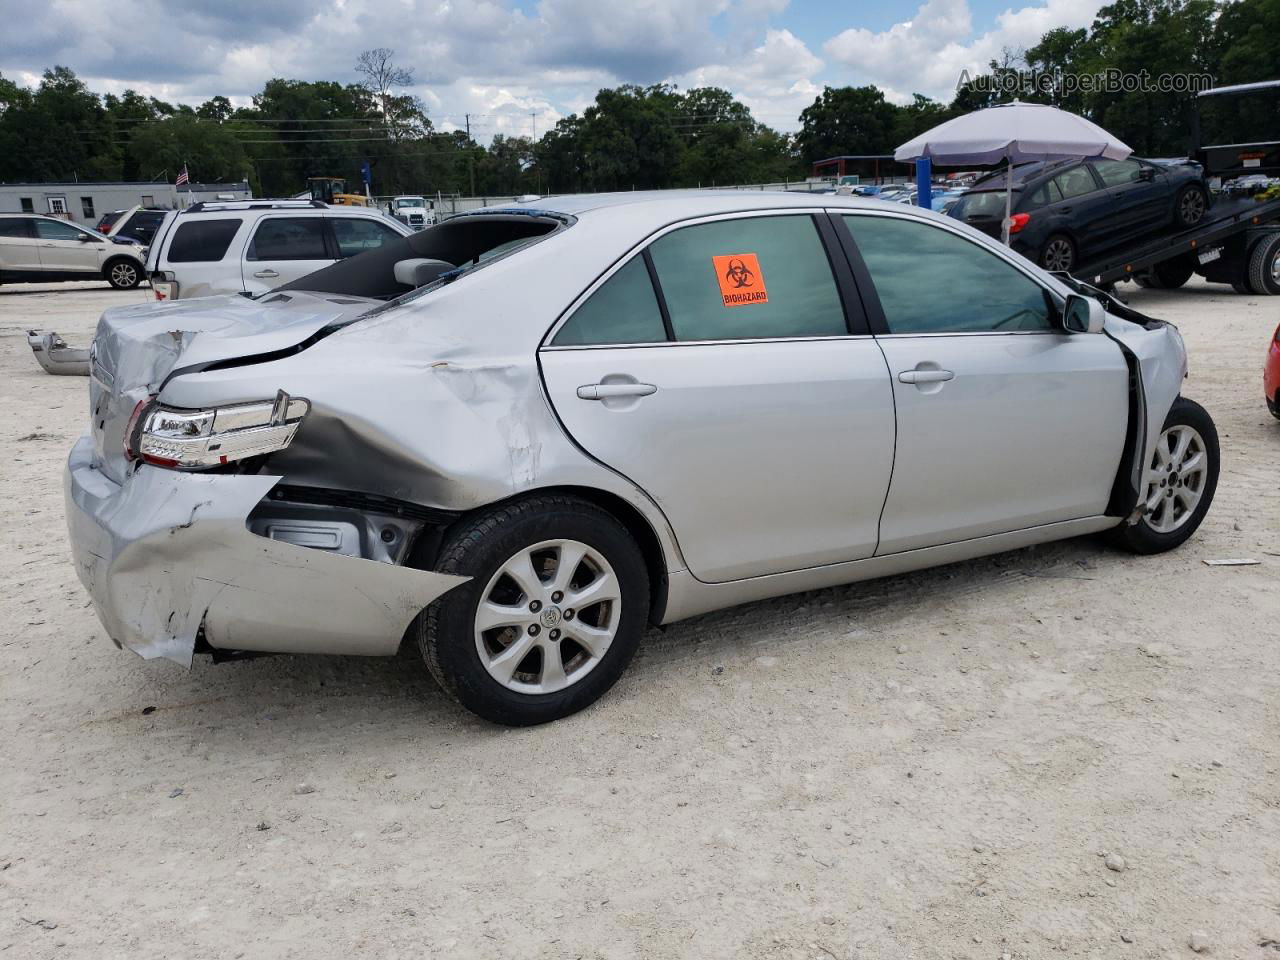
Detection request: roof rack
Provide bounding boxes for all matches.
[184,199,326,213]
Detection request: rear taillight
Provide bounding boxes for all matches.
[126,390,309,470]
[1008,212,1031,234]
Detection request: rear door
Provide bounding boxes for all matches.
[539,211,896,583]
[0,217,41,271]
[32,217,103,275]
[838,211,1128,554]
[1044,163,1111,252]
[241,215,336,295]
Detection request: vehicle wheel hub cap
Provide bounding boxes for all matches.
[1142,424,1207,533]
[473,539,621,695]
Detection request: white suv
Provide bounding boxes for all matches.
[147,200,414,300]
[0,214,148,289]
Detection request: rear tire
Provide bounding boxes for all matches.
[417,495,650,726]
[104,258,142,290]
[1040,234,1076,273]
[1174,184,1209,228]
[1107,396,1218,555]
[1142,256,1194,289]
[1246,233,1280,295]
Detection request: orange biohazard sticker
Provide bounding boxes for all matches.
[712,253,768,307]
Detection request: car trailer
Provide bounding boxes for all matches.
[1076,80,1280,295]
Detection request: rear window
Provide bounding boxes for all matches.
[950,191,1009,220]
[0,218,31,238]
[167,219,242,262]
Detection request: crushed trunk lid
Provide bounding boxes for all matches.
[89,291,375,484]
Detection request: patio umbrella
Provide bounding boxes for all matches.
[894,101,1132,244]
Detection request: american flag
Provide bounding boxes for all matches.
[176,164,189,186]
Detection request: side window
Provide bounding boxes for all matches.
[648,215,846,341]
[0,218,32,238]
[332,217,402,258]
[1092,158,1142,188]
[1027,180,1064,208]
[553,256,666,346]
[1053,166,1099,200]
[247,217,328,261]
[167,219,242,263]
[34,218,86,240]
[843,215,1054,334]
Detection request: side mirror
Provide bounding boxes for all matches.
[1062,293,1106,334]
[77,233,96,242]
[1137,167,1155,182]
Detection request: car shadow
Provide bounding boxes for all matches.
[97,533,1116,752]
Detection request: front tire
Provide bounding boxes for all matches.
[1108,397,1219,554]
[105,258,142,289]
[418,495,650,726]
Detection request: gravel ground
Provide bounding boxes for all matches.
[1,277,1278,960]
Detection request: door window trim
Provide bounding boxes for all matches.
[831,208,1066,338]
[541,208,872,350]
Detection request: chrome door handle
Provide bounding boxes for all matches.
[253,269,280,279]
[898,369,954,384]
[576,382,657,400]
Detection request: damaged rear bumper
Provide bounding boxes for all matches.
[64,435,467,665]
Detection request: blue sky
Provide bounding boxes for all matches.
[0,0,1105,138]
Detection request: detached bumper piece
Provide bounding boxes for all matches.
[65,435,468,665]
[28,330,90,376]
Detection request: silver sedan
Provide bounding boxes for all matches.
[66,192,1219,725]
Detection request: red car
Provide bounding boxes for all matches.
[1267,320,1280,418]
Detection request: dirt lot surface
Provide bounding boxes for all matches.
[1,277,1278,960]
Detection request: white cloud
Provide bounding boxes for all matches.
[824,0,1104,104]
[0,0,1107,138]
[671,29,823,130]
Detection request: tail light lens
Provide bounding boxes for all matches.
[127,390,309,470]
[1008,213,1031,234]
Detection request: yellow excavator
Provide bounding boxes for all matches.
[306,177,371,207]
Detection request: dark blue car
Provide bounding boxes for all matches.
[948,157,1209,275]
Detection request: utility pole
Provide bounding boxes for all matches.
[465,114,471,139]
[531,111,536,140]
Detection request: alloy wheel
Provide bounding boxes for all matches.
[111,262,137,287]
[1043,238,1074,272]
[473,539,621,694]
[1179,188,1206,225]
[1142,424,1208,533]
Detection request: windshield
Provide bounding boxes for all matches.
[396,198,425,208]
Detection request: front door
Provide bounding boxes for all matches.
[241,216,336,295]
[540,212,896,583]
[838,212,1129,555]
[33,217,103,275]
[1091,158,1170,244]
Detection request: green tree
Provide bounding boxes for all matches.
[796,86,899,163]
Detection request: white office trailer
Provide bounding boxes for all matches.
[0,181,252,227]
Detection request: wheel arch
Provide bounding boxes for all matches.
[422,485,673,625]
[102,254,142,277]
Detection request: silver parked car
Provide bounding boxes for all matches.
[66,192,1218,725]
